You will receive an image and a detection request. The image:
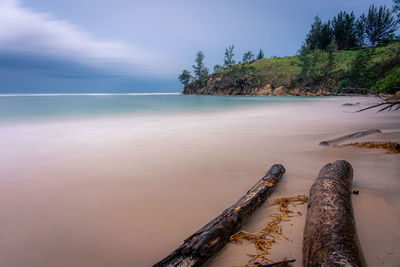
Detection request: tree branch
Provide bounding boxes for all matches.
[356,100,400,112]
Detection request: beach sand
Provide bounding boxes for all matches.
[0,96,399,266]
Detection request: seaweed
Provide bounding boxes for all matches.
[230,195,308,267]
[341,141,400,153]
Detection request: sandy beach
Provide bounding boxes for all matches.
[0,96,399,266]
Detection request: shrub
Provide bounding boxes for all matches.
[373,68,400,93]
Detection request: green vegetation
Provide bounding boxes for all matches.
[304,4,398,51]
[221,64,259,90]
[249,54,301,88]
[183,42,400,94]
[192,51,209,85]
[364,5,398,45]
[180,2,400,95]
[395,0,400,21]
[248,42,400,93]
[178,70,191,85]
[332,11,359,49]
[224,45,236,68]
[213,64,224,73]
[306,16,333,51]
[242,51,255,63]
[256,49,264,60]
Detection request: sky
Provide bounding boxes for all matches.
[0,0,397,93]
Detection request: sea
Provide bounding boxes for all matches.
[0,93,311,123]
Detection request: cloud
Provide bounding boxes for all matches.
[0,0,171,76]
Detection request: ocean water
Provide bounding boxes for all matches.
[0,94,399,267]
[0,93,312,123]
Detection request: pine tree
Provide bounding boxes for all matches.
[305,16,333,51]
[332,11,357,50]
[318,21,333,50]
[306,16,323,50]
[213,64,223,73]
[349,49,373,87]
[394,0,400,22]
[224,45,236,68]
[298,43,312,79]
[310,49,321,80]
[323,41,336,84]
[192,51,209,82]
[242,51,255,63]
[178,70,192,85]
[355,15,366,47]
[364,5,398,45]
[256,49,264,60]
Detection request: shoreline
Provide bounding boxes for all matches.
[182,88,397,98]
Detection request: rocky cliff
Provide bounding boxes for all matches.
[183,76,331,96]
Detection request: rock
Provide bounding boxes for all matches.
[255,84,273,96]
[306,91,317,96]
[289,88,301,96]
[265,84,273,94]
[386,90,400,101]
[272,86,288,96]
[341,103,360,106]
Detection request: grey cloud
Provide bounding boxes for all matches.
[0,0,174,76]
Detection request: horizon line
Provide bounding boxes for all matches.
[0,92,182,97]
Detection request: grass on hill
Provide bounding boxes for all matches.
[242,41,400,92]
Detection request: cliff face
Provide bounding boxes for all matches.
[182,75,331,96]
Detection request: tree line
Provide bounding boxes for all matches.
[304,4,398,51]
[297,3,400,92]
[179,46,264,86]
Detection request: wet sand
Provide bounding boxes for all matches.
[0,96,399,266]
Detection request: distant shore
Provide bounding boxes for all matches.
[183,83,379,96]
[181,42,400,97]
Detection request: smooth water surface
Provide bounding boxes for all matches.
[0,93,312,123]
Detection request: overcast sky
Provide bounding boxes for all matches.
[0,0,396,93]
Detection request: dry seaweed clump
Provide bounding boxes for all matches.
[230,195,308,267]
[342,141,400,154]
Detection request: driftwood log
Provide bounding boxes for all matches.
[259,259,296,266]
[154,164,285,267]
[303,160,366,267]
[319,129,381,146]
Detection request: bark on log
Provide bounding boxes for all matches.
[303,160,366,267]
[153,164,285,267]
[259,259,296,266]
[319,129,381,146]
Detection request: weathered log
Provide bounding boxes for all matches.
[319,129,381,146]
[259,259,296,266]
[303,160,366,267]
[153,164,285,267]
